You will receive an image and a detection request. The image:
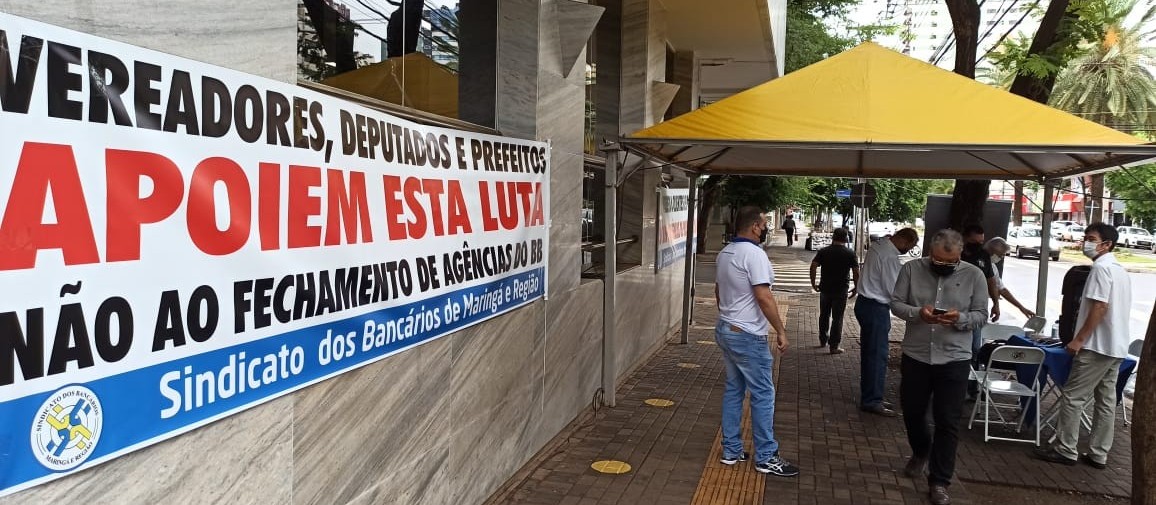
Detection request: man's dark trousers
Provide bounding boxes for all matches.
[819,290,848,348]
[900,355,971,487]
[855,297,891,408]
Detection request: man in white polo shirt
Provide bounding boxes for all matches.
[714,206,798,477]
[1036,223,1133,469]
[855,228,920,416]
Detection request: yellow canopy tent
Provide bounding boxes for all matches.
[321,52,459,119]
[622,42,1156,180]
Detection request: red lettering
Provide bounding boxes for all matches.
[287,165,321,248]
[0,143,99,270]
[325,170,372,245]
[403,176,427,239]
[382,175,407,240]
[105,149,184,262]
[258,163,280,250]
[446,180,472,235]
[187,157,252,255]
[496,182,518,230]
[478,181,498,232]
[421,179,446,236]
[530,182,544,226]
[516,182,533,223]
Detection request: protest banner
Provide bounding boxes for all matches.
[656,187,692,271]
[0,12,550,496]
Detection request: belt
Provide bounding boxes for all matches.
[729,324,742,333]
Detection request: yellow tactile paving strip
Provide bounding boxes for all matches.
[689,304,788,505]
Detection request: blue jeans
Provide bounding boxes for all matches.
[715,321,779,464]
[855,297,892,408]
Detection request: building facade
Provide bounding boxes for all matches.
[0,1,783,504]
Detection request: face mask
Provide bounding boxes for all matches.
[992,255,1003,264]
[1083,241,1100,259]
[759,226,768,244]
[930,262,957,277]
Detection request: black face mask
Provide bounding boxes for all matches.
[930,263,957,277]
[759,226,768,244]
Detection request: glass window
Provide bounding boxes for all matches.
[298,0,463,119]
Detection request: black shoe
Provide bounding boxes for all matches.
[818,336,828,348]
[860,404,898,417]
[1079,454,1107,470]
[1033,447,1077,466]
[720,451,748,466]
[902,456,927,478]
[755,454,799,477]
[882,401,895,410]
[929,484,951,505]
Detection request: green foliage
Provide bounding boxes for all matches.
[869,180,936,223]
[785,3,857,73]
[718,176,807,211]
[1106,164,1156,227]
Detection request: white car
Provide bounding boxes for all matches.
[1050,220,1076,238]
[1117,226,1154,249]
[1008,226,1060,261]
[1060,224,1085,242]
[867,221,896,241]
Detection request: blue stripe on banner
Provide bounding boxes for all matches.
[657,241,687,270]
[0,267,545,495]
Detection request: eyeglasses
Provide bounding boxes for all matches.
[930,259,960,267]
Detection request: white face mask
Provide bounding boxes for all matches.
[992,254,1003,264]
[1082,240,1100,259]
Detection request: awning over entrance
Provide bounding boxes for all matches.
[623,43,1156,180]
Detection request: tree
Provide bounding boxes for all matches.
[1137,303,1156,505]
[943,0,991,231]
[1106,164,1156,227]
[871,180,935,223]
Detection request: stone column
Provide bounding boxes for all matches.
[668,50,699,117]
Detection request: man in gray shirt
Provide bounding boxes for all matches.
[890,229,989,505]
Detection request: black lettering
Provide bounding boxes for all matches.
[292,96,310,149]
[253,277,274,329]
[0,32,43,113]
[201,76,232,137]
[48,304,94,374]
[293,273,317,319]
[46,42,83,120]
[94,297,132,362]
[154,290,187,350]
[87,51,133,125]
[265,90,291,146]
[273,275,294,324]
[162,70,200,134]
[317,270,336,315]
[340,109,357,155]
[365,118,380,159]
[0,309,44,386]
[334,267,359,311]
[133,60,163,129]
[188,285,219,342]
[309,101,326,151]
[234,84,263,143]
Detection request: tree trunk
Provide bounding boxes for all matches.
[1013,181,1024,226]
[1008,0,1074,103]
[1090,174,1105,223]
[1134,302,1156,504]
[696,176,723,252]
[944,0,985,229]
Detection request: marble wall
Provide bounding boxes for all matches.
[0,2,688,504]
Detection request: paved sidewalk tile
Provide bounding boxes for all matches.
[486,245,1133,505]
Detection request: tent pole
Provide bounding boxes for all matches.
[680,175,700,345]
[1036,179,1055,317]
[602,149,619,408]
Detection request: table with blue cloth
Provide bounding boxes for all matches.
[1008,334,1137,429]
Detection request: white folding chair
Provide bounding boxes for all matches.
[969,345,1046,445]
[1124,339,1143,426]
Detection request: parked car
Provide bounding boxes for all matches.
[1060,224,1085,242]
[1050,220,1076,239]
[867,221,896,241]
[1117,226,1154,249]
[1008,226,1060,261]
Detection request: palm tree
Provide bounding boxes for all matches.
[1048,0,1156,223]
[1049,0,1156,130]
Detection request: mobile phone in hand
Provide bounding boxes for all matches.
[932,308,947,315]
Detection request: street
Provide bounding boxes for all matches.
[998,254,1154,340]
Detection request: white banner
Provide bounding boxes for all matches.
[0,12,549,497]
[656,188,691,270]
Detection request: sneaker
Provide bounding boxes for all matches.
[755,455,800,477]
[720,451,748,465]
[830,347,845,355]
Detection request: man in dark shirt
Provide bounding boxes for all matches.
[810,228,860,354]
[783,215,797,246]
[960,225,1001,398]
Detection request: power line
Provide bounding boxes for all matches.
[977,0,1042,64]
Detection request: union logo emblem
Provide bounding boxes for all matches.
[30,385,103,471]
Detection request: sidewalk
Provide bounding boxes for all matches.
[484,244,1133,505]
